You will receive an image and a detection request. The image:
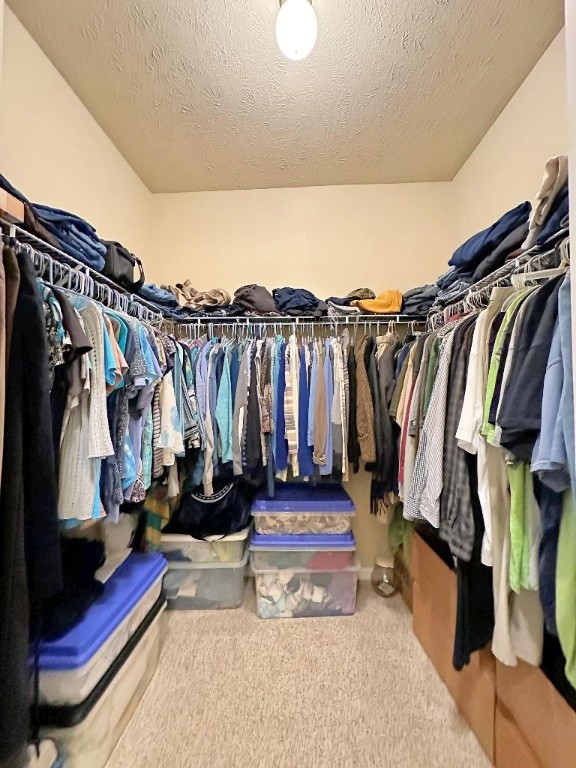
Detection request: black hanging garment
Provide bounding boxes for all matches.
[0,250,62,767]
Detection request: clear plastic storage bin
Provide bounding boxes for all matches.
[251,556,360,619]
[251,483,355,535]
[38,553,167,706]
[160,526,250,564]
[250,532,356,570]
[40,599,165,768]
[164,550,248,609]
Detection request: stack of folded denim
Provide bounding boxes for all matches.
[139,283,179,308]
[401,284,439,316]
[32,204,107,271]
[433,277,474,309]
[136,283,186,317]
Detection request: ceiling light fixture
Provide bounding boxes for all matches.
[276,0,318,61]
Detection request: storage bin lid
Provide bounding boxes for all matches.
[161,526,250,544]
[166,549,249,571]
[250,533,356,550]
[38,553,167,671]
[38,596,166,729]
[251,483,355,513]
[250,552,360,574]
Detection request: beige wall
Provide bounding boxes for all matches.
[0,13,568,568]
[147,182,454,295]
[0,9,150,260]
[452,30,567,247]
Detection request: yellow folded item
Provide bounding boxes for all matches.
[354,290,403,314]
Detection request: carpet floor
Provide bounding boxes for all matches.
[106,583,491,768]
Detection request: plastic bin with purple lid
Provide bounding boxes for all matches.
[251,483,355,535]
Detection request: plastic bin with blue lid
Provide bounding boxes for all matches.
[37,552,167,706]
[40,596,166,768]
[251,483,355,535]
[160,526,250,564]
[250,532,356,570]
[251,555,360,619]
[164,549,248,610]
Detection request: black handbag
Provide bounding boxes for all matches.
[101,240,145,293]
[162,480,253,539]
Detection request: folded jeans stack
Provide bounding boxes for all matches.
[401,284,439,316]
[138,283,179,309]
[32,204,107,271]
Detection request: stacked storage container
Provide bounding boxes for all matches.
[37,553,167,768]
[160,527,249,609]
[250,484,360,619]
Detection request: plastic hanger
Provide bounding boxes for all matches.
[512,265,567,289]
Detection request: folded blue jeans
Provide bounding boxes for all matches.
[33,204,99,239]
[139,283,178,307]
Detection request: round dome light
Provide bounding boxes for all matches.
[276,0,318,61]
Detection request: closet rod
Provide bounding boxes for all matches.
[0,217,163,324]
[427,230,570,328]
[165,313,427,334]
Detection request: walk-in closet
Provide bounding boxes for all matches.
[0,1,574,767]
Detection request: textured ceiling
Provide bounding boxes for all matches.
[8,0,564,192]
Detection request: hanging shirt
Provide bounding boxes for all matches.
[284,334,300,477]
[456,287,515,565]
[320,339,334,476]
[498,275,564,463]
[297,343,314,478]
[59,301,114,521]
[215,344,233,464]
[275,341,289,478]
[233,341,252,476]
[406,319,462,527]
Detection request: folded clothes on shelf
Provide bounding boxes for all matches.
[354,290,403,314]
[273,286,328,317]
[170,280,232,310]
[402,284,439,316]
[233,284,278,314]
[326,288,376,306]
[32,204,107,271]
[0,174,63,251]
[327,301,360,317]
[471,221,529,283]
[139,283,179,308]
[448,200,531,270]
[523,155,569,249]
